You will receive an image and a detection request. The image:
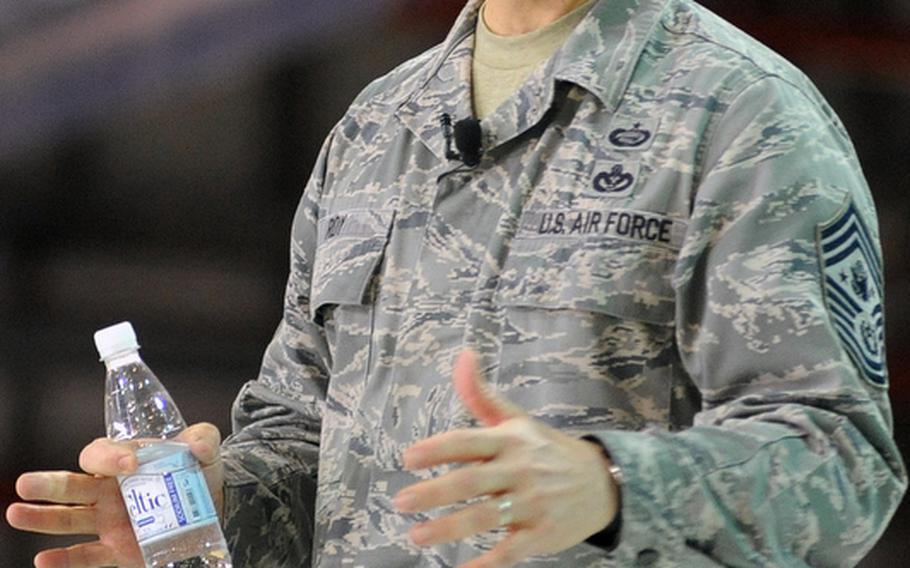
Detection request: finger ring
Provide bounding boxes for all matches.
[496,496,514,527]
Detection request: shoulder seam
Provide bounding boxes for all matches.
[667,23,810,95]
[692,73,822,187]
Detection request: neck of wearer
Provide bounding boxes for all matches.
[482,0,590,36]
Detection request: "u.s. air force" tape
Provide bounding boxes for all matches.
[518,208,687,249]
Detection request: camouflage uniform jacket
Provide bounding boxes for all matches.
[220,0,908,566]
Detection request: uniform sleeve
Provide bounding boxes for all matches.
[588,77,908,566]
[218,131,335,567]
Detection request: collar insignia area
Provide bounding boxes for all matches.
[818,200,886,386]
[606,117,658,151]
[588,160,640,198]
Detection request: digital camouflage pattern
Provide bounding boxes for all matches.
[219,0,908,566]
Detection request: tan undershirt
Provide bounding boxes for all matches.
[472,0,596,119]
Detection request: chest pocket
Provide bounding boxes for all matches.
[310,209,394,382]
[495,234,677,326]
[492,228,680,433]
[310,209,395,320]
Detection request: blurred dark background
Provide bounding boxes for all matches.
[0,1,907,565]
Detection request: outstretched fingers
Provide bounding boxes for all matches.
[6,503,96,535]
[404,428,503,470]
[459,528,541,568]
[34,541,118,568]
[7,472,103,535]
[16,471,102,505]
[409,494,527,548]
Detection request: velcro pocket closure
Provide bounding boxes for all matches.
[495,233,677,326]
[310,209,394,322]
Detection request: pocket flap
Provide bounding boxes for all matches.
[310,209,394,320]
[496,236,677,326]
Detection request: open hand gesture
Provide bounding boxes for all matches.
[395,351,620,568]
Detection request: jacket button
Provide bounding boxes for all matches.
[635,549,660,566]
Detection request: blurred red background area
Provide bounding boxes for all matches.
[392,0,464,24]
[394,0,910,76]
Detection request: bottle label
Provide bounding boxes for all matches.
[119,449,217,544]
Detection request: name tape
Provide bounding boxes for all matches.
[317,210,393,242]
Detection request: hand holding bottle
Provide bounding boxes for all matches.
[6,423,223,568]
[7,322,231,567]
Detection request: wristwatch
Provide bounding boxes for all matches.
[582,436,624,549]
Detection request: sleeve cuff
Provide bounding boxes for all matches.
[220,448,317,567]
[581,435,623,550]
[581,430,691,566]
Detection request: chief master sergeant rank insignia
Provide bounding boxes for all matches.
[819,200,886,386]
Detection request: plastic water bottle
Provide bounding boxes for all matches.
[94,322,232,568]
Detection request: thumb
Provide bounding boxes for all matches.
[177,422,225,518]
[176,422,222,467]
[453,350,525,427]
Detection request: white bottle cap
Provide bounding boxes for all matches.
[94,321,140,360]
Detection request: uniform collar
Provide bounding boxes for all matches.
[554,0,671,110]
[395,0,671,163]
[394,2,478,164]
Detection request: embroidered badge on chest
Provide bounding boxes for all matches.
[587,160,641,198]
[818,201,886,386]
[608,122,651,148]
[605,116,659,151]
